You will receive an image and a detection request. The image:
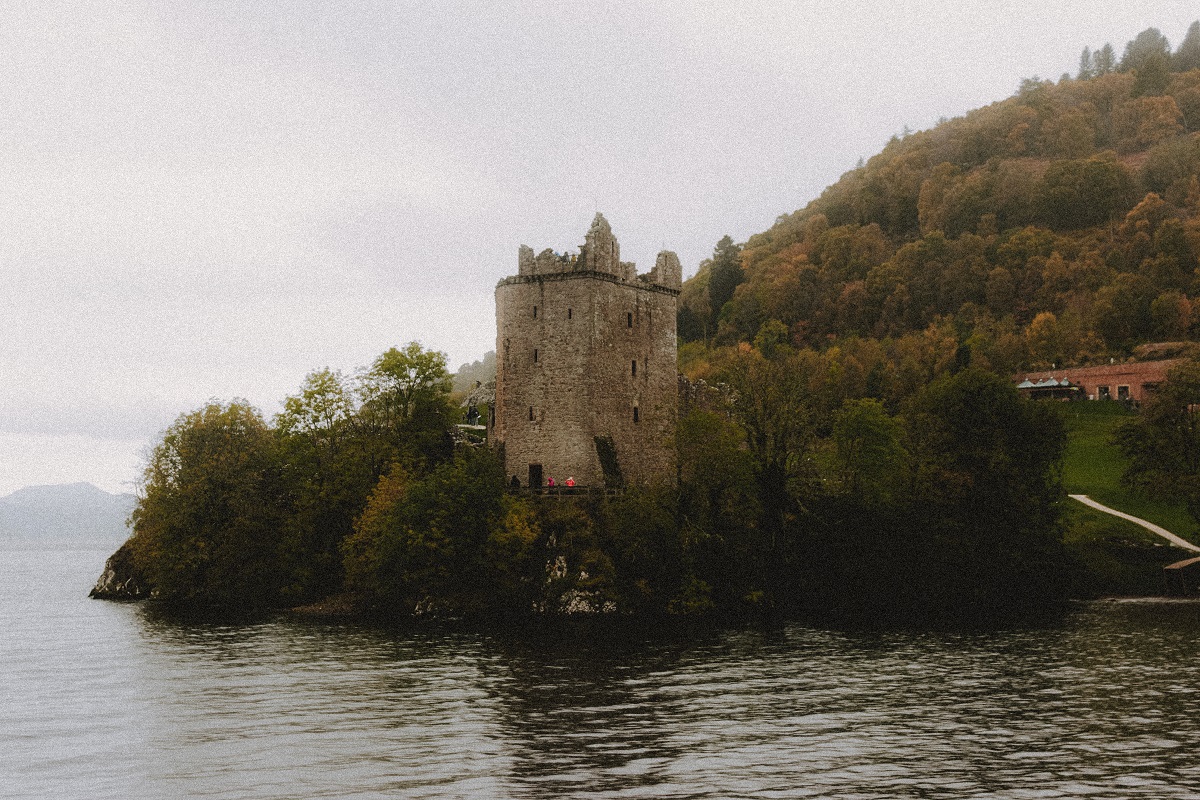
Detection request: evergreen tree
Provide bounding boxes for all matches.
[1175,21,1200,72]
[706,235,744,334]
[1132,50,1172,96]
[1094,43,1117,74]
[1077,46,1094,80]
[1119,28,1171,73]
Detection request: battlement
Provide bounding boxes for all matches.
[512,213,682,292]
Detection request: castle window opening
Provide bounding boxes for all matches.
[631,360,637,376]
[1098,385,1111,400]
[529,406,534,421]
[533,305,538,319]
[534,348,539,363]
[633,406,640,423]
[1118,385,1130,401]
[568,308,572,319]
[627,312,633,328]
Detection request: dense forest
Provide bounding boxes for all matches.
[106,24,1200,623]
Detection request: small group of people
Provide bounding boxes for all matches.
[546,476,575,489]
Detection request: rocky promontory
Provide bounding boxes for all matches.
[89,541,151,600]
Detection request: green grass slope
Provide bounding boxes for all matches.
[1058,401,1198,595]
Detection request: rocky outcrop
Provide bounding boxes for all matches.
[89,540,152,600]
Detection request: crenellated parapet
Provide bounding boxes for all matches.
[509,213,680,293]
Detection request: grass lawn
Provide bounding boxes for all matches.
[1058,401,1197,540]
[1056,401,1198,596]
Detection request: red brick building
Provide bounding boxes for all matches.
[1015,360,1182,403]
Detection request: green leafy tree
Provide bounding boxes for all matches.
[356,342,456,473]
[904,369,1067,614]
[1037,154,1135,229]
[129,401,285,610]
[274,368,373,602]
[830,398,907,506]
[359,342,454,429]
[716,344,821,567]
[1132,51,1172,97]
[341,449,522,613]
[1117,360,1200,523]
[676,408,760,608]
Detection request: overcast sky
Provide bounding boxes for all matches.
[1,1,1197,497]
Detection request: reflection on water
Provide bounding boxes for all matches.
[4,548,1200,799]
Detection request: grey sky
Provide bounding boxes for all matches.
[1,1,1196,495]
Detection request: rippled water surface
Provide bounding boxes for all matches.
[6,547,1200,798]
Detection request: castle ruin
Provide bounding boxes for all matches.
[490,213,681,488]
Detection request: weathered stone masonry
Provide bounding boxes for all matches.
[491,214,681,488]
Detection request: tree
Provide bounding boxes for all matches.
[715,344,821,563]
[274,369,372,602]
[356,342,456,472]
[1077,46,1094,80]
[359,342,454,428]
[1037,155,1135,229]
[1132,51,1172,97]
[128,401,285,610]
[1120,28,1171,73]
[341,449,521,614]
[1025,311,1065,367]
[1174,20,1200,72]
[1094,43,1117,75]
[707,235,744,334]
[904,369,1067,614]
[830,398,906,506]
[1117,360,1200,523]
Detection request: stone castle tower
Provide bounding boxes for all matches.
[490,213,682,488]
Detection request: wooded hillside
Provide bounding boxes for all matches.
[680,23,1200,376]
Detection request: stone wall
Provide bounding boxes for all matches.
[492,214,680,487]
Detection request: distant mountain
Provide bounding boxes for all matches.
[0,483,135,546]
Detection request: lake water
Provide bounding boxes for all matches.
[5,547,1200,799]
